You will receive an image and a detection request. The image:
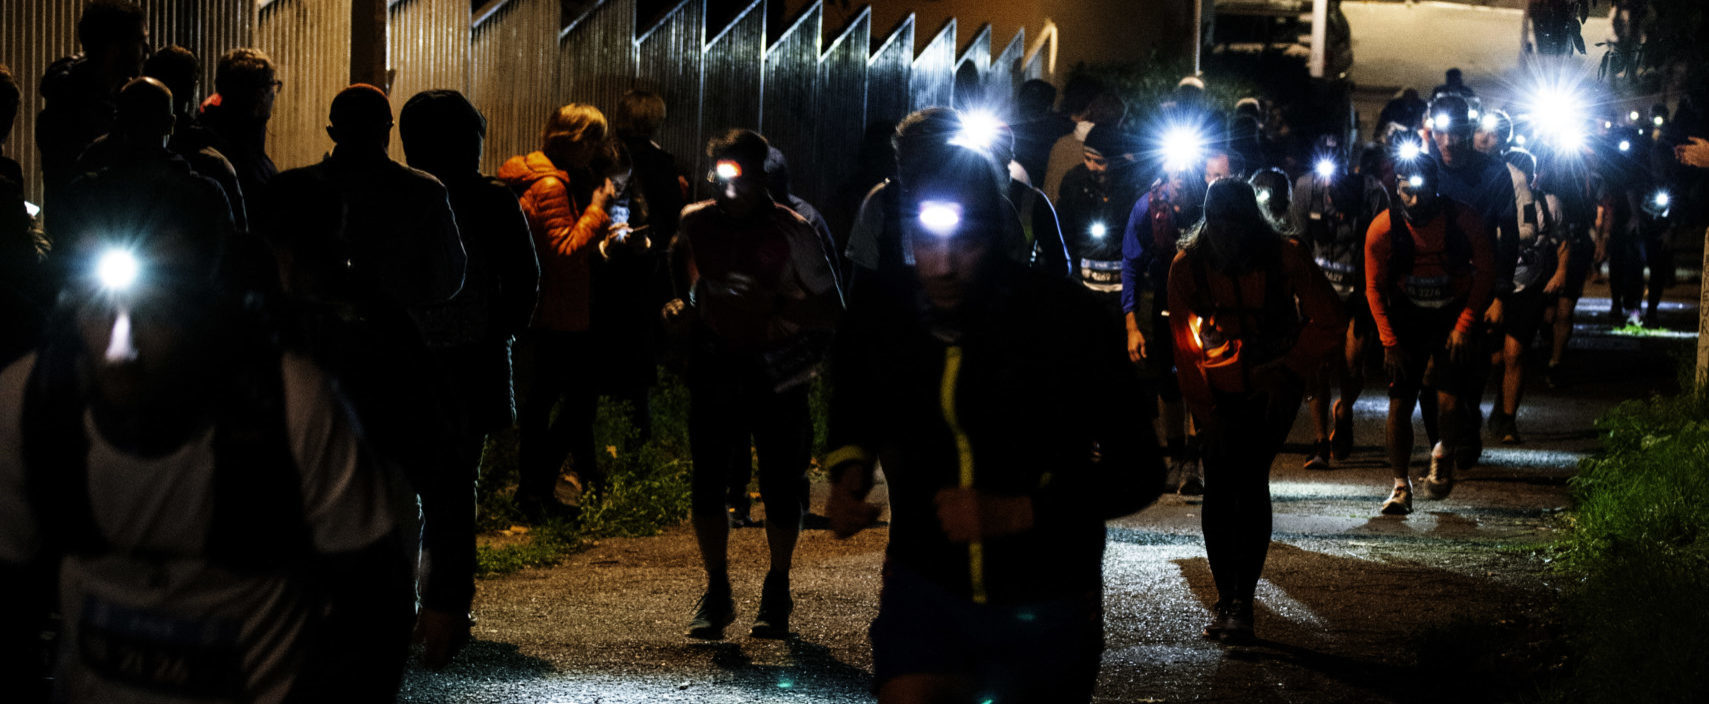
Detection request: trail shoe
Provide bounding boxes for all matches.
[1492,412,1523,445]
[1303,441,1331,470]
[1330,404,1354,460]
[750,572,794,639]
[1544,362,1564,390]
[1421,456,1455,500]
[1381,484,1414,515]
[1219,599,1256,645]
[686,588,736,640]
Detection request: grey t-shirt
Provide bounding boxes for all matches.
[0,354,403,703]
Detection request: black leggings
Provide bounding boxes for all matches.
[1200,382,1303,605]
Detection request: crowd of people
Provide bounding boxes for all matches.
[1,2,1706,703]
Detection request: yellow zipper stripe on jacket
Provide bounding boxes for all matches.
[939,345,987,605]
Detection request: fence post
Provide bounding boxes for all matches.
[351,0,387,89]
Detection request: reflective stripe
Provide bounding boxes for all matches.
[824,445,872,473]
[939,346,986,605]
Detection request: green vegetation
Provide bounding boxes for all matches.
[1554,376,1709,701]
[474,370,696,576]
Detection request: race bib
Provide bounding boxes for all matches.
[1315,256,1359,300]
[79,596,245,698]
[1402,274,1454,309]
[1079,258,1123,293]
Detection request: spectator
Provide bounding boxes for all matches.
[499,103,615,516]
[141,45,248,229]
[1,64,44,365]
[202,48,281,203]
[399,88,540,669]
[36,0,149,209]
[1376,88,1427,139]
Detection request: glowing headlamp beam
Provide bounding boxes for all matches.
[951,111,1002,151]
[1396,140,1422,162]
[1161,127,1206,173]
[713,161,742,181]
[1089,222,1108,239]
[96,249,140,293]
[1315,160,1335,179]
[918,201,963,237]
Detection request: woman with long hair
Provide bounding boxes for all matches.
[1167,178,1344,644]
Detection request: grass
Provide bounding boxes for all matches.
[473,370,831,576]
[1550,368,1709,702]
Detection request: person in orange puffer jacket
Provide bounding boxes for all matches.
[499,103,618,518]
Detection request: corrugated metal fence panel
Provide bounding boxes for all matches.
[1023,27,1051,82]
[387,0,470,164]
[812,8,866,212]
[558,0,636,114]
[760,2,818,204]
[2,0,90,205]
[909,19,953,112]
[258,0,352,172]
[696,0,762,198]
[864,14,911,128]
[470,0,560,176]
[990,28,1023,102]
[634,0,702,172]
[952,23,989,109]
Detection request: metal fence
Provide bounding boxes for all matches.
[2,0,1057,208]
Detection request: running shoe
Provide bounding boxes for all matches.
[750,571,794,639]
[1330,403,1354,460]
[1544,362,1564,390]
[686,588,736,640]
[1420,456,1454,500]
[1303,441,1331,470]
[1381,484,1413,515]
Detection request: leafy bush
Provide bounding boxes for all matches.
[1555,382,1709,701]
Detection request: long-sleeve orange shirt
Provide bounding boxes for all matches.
[1363,202,1494,348]
[1167,240,1346,420]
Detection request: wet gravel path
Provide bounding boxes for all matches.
[400,290,1694,703]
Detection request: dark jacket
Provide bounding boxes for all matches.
[827,261,1165,605]
[36,56,117,209]
[201,101,278,205]
[76,135,249,232]
[418,173,541,433]
[1057,164,1143,296]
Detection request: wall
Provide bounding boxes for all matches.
[3,0,1063,209]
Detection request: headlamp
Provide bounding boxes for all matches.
[1618,139,1631,152]
[1514,134,1528,146]
[1161,126,1206,173]
[1407,175,1425,189]
[1396,139,1423,162]
[1655,191,1671,208]
[1315,160,1336,179]
[1629,110,1641,122]
[1256,188,1272,204]
[1089,222,1108,239]
[951,111,1002,151]
[96,248,141,293]
[712,160,742,182]
[1430,113,1449,130]
[1468,108,1481,120]
[1653,115,1666,127]
[917,200,963,238]
[1480,113,1499,132]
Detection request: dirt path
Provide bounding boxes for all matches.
[399,291,1692,703]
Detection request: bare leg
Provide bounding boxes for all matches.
[1550,296,1575,367]
[1502,335,1526,417]
[1387,395,1415,481]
